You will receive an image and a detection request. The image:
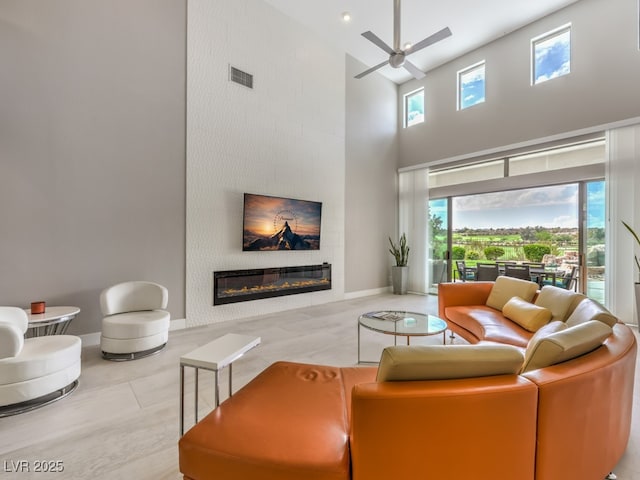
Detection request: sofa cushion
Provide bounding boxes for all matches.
[102,310,170,339]
[565,298,618,328]
[503,296,552,332]
[376,344,524,382]
[486,276,539,311]
[521,320,612,373]
[445,305,533,347]
[0,335,82,385]
[534,286,583,321]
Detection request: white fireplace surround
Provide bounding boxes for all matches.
[185,0,346,327]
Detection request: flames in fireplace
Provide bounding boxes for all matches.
[213,264,332,305]
[221,278,330,297]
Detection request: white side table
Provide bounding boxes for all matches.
[180,333,261,435]
[24,306,80,337]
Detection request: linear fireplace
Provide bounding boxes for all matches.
[213,263,331,305]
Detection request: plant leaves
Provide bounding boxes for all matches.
[622,221,640,247]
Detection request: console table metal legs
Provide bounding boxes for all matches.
[179,334,261,436]
[180,363,234,436]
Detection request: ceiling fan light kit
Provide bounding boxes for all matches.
[355,0,452,80]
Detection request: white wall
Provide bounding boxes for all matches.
[345,55,399,294]
[398,0,640,168]
[0,0,186,335]
[186,0,346,326]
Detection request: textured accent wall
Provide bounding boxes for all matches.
[186,0,346,326]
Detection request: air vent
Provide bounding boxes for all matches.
[229,66,253,89]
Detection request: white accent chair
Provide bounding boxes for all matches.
[0,306,81,416]
[100,281,170,361]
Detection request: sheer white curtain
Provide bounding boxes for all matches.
[398,168,430,294]
[607,124,640,325]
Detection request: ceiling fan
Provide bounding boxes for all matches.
[355,0,452,80]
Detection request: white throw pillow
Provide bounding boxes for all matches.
[486,276,539,311]
[565,298,618,328]
[534,285,582,321]
[521,320,611,373]
[503,296,552,332]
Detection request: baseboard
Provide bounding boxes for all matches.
[79,318,187,348]
[343,286,392,300]
[169,318,186,331]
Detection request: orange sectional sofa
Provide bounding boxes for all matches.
[179,280,636,480]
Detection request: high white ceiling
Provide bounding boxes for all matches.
[262,0,580,83]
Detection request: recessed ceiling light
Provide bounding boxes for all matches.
[342,11,352,22]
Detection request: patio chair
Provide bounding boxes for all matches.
[543,265,579,291]
[503,264,532,281]
[475,263,499,281]
[524,262,546,285]
[454,260,476,282]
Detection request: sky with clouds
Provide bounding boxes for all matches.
[534,28,570,83]
[460,64,485,109]
[433,182,605,230]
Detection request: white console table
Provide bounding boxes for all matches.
[180,333,261,435]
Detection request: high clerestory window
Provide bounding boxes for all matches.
[404,87,424,128]
[457,61,485,110]
[532,24,571,85]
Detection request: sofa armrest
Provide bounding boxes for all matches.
[350,375,538,480]
[0,322,24,359]
[437,282,494,319]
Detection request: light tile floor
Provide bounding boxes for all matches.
[0,293,637,479]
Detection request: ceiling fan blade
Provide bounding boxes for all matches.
[361,31,394,55]
[403,60,426,80]
[407,27,452,55]
[354,60,390,79]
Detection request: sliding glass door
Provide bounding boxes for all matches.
[428,179,606,302]
[428,198,450,294]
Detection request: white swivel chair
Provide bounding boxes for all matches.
[100,281,170,361]
[0,306,81,416]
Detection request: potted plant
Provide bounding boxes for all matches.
[622,220,640,321]
[389,233,410,294]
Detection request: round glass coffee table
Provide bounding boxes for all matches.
[357,311,448,364]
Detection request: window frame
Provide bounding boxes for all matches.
[403,87,425,128]
[457,61,486,111]
[531,23,572,85]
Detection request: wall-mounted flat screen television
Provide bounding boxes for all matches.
[242,193,322,251]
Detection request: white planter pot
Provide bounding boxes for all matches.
[392,266,408,295]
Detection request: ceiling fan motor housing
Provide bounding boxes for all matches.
[389,51,406,68]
